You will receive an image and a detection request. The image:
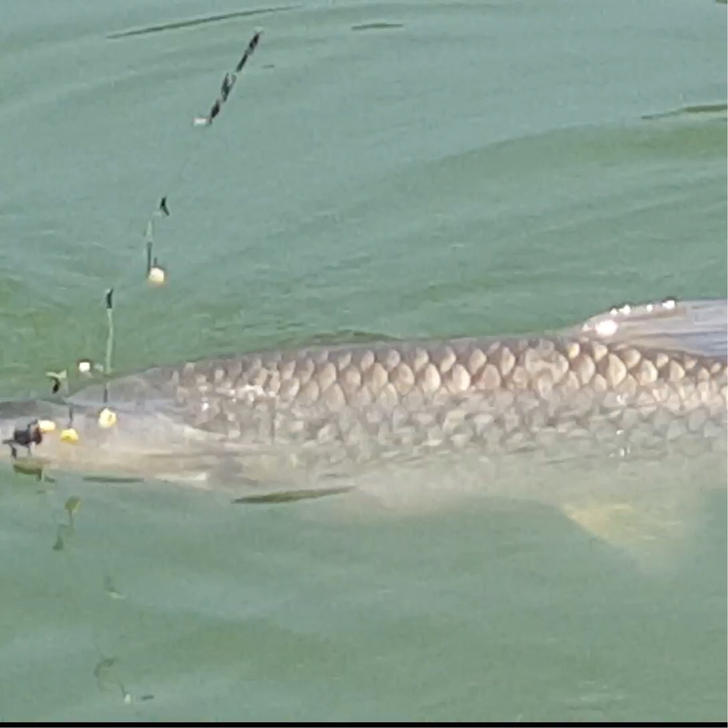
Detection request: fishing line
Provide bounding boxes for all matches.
[5,422,153,705]
[7,30,266,479]
[55,492,152,706]
[8,30,266,707]
[102,289,114,405]
[141,29,263,288]
[100,28,263,308]
[54,30,264,392]
[22,479,137,706]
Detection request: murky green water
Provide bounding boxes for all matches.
[0,0,725,721]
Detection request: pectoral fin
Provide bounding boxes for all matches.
[561,501,683,548]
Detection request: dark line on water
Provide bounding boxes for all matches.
[108,5,298,39]
[642,102,727,120]
[233,487,353,504]
[83,476,145,484]
[351,22,404,31]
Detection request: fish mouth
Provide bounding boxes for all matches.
[0,395,225,483]
[0,398,142,475]
[0,399,68,441]
[0,399,70,476]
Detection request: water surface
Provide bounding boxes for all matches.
[0,0,725,721]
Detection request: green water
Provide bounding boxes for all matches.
[0,0,726,721]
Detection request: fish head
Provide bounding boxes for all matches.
[0,382,209,480]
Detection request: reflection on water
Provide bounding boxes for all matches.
[642,102,727,120]
[0,448,724,720]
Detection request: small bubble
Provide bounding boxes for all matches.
[594,319,618,337]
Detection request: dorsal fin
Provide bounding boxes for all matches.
[564,298,727,360]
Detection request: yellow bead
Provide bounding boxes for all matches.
[98,408,117,428]
[60,428,79,443]
[148,266,166,285]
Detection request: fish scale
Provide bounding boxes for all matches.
[151,334,726,466]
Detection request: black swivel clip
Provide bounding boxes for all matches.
[3,420,43,459]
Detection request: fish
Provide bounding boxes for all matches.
[0,297,725,555]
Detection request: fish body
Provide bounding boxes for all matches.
[0,298,725,498]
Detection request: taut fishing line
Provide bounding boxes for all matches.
[10,28,265,709]
[39,30,263,402]
[142,29,263,287]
